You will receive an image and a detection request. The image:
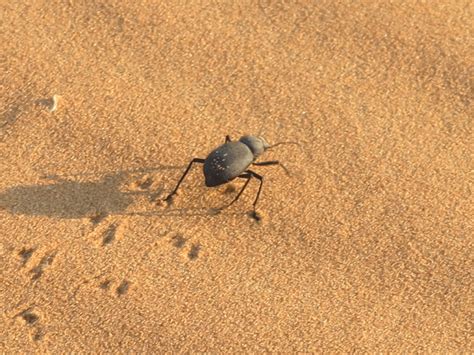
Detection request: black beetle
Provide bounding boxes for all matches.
[165,135,294,216]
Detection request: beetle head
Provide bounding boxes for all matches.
[239,135,269,157]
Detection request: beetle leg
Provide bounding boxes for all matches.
[246,170,264,210]
[225,135,232,143]
[165,158,205,202]
[252,160,290,176]
[223,172,251,208]
[219,170,263,215]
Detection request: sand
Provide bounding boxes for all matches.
[0,0,472,352]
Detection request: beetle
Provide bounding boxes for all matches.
[164,135,293,217]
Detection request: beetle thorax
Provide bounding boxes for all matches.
[239,135,269,158]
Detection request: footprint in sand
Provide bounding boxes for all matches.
[101,223,118,246]
[16,308,45,342]
[29,252,56,281]
[170,234,201,260]
[87,220,127,248]
[98,278,131,297]
[187,243,201,260]
[18,247,35,266]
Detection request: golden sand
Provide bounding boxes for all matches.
[1,1,472,352]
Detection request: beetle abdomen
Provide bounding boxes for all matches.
[203,142,253,187]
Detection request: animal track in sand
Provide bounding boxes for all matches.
[170,234,201,260]
[98,278,131,297]
[89,211,108,225]
[19,309,39,325]
[187,244,201,260]
[16,308,45,342]
[102,223,118,246]
[99,279,112,290]
[30,252,56,281]
[134,176,153,190]
[127,175,167,203]
[171,234,186,249]
[88,220,126,247]
[18,247,35,266]
[116,280,130,296]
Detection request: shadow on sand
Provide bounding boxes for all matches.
[0,166,245,220]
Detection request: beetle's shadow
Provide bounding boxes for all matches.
[0,166,245,219]
[0,169,152,219]
[119,207,244,218]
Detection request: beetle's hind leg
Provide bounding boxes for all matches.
[246,170,264,210]
[221,172,251,209]
[165,158,205,203]
[225,135,232,143]
[219,170,263,217]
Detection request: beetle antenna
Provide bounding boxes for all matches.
[267,141,301,149]
[267,140,312,160]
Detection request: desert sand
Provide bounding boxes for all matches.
[0,0,472,352]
